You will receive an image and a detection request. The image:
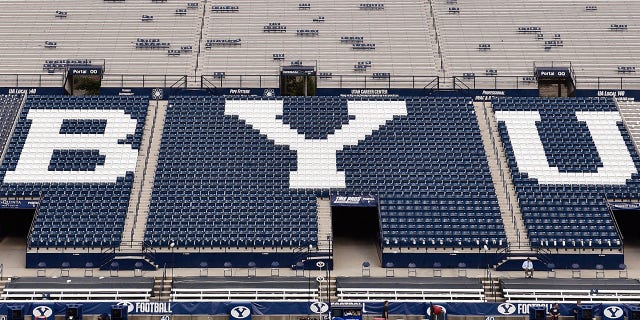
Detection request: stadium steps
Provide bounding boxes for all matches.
[474,101,532,252]
[0,277,8,300]
[316,197,333,250]
[425,0,446,76]
[192,0,207,81]
[615,100,640,158]
[152,276,173,302]
[482,278,506,302]
[318,276,338,303]
[0,94,25,166]
[121,100,168,251]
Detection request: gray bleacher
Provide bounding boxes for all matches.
[171,277,318,301]
[198,0,439,87]
[336,277,484,302]
[432,0,640,87]
[0,0,638,89]
[501,278,640,303]
[0,0,202,86]
[1,277,154,302]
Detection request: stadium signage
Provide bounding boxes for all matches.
[230,305,251,319]
[133,302,172,314]
[0,199,39,209]
[350,89,389,96]
[229,89,251,95]
[68,66,103,76]
[597,90,626,97]
[309,302,329,314]
[0,302,631,316]
[535,67,571,79]
[603,306,624,319]
[8,88,37,94]
[330,195,377,207]
[608,202,640,211]
[475,90,506,101]
[497,303,551,315]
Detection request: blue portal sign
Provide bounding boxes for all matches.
[68,66,103,76]
[535,67,570,79]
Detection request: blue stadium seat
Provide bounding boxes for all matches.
[145,97,505,250]
[0,95,148,249]
[494,97,635,249]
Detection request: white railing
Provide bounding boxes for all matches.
[171,288,318,301]
[337,287,484,302]
[504,289,640,303]
[2,288,152,302]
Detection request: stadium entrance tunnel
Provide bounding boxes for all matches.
[0,207,36,255]
[64,66,103,95]
[331,203,382,266]
[610,206,640,245]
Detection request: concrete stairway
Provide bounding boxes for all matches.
[316,198,333,251]
[425,0,446,79]
[152,276,172,302]
[482,276,505,302]
[0,276,8,300]
[120,100,168,251]
[319,277,338,303]
[616,100,640,160]
[474,101,532,253]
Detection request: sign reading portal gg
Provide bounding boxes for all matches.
[535,67,571,80]
[68,66,103,76]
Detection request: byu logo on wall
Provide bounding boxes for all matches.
[497,303,516,315]
[230,306,251,319]
[310,302,329,314]
[426,305,447,316]
[603,306,624,319]
[116,301,135,313]
[32,306,53,318]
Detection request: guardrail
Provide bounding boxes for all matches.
[3,72,640,92]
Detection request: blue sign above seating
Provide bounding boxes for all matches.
[330,195,377,207]
[0,199,39,209]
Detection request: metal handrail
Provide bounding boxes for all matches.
[482,101,522,248]
[604,195,624,251]
[3,71,640,90]
[130,100,160,247]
